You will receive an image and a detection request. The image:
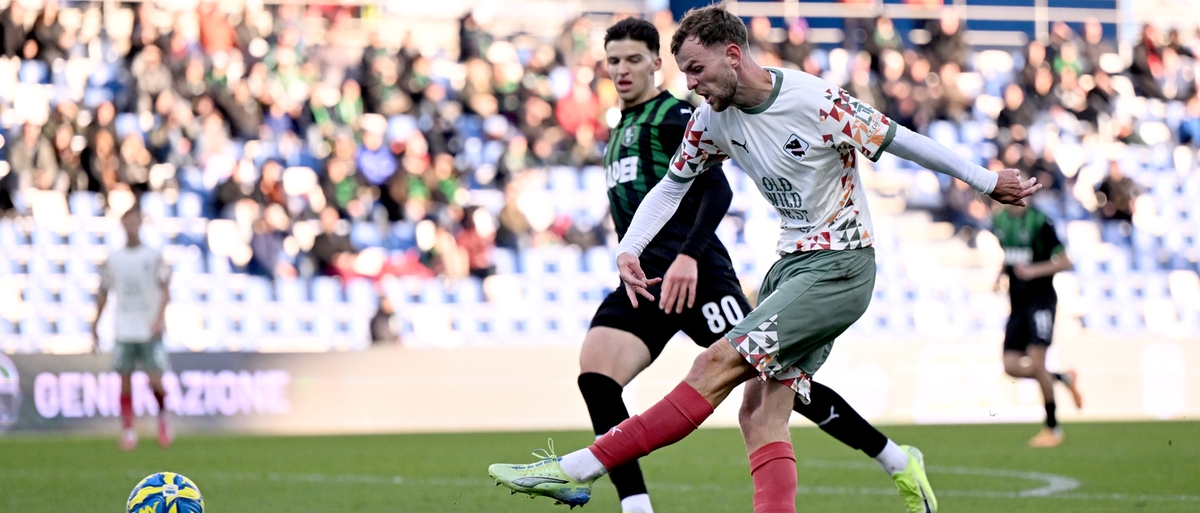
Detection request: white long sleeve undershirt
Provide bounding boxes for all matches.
[614,178,692,258]
[887,125,998,195]
[614,126,998,259]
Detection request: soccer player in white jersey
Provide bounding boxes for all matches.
[489,6,1040,513]
[94,208,173,450]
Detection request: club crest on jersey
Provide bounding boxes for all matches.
[782,134,809,162]
[622,126,640,147]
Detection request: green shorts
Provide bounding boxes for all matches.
[113,337,171,374]
[726,247,875,403]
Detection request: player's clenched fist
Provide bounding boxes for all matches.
[617,252,662,308]
[989,168,1042,207]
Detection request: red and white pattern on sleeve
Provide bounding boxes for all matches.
[788,88,890,252]
[669,106,728,180]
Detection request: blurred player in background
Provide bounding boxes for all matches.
[518,16,946,513]
[492,6,1040,512]
[94,208,173,451]
[993,198,1083,448]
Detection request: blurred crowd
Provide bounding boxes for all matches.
[2,1,1199,284]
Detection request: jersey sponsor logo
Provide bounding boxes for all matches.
[622,126,639,147]
[1003,247,1033,265]
[606,155,640,188]
[782,134,810,162]
[760,176,810,221]
[731,139,749,152]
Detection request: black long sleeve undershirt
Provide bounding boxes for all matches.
[678,165,733,260]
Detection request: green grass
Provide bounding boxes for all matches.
[2,421,1198,512]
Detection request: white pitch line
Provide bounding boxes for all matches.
[802,459,1080,497]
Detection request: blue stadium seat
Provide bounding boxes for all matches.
[346,279,376,309]
[275,278,306,303]
[0,219,20,246]
[420,280,447,304]
[69,191,100,217]
[451,278,484,304]
[309,276,339,305]
[141,192,170,219]
[585,246,614,274]
[350,222,383,250]
[20,316,47,338]
[493,247,517,274]
[177,192,204,219]
[207,253,232,276]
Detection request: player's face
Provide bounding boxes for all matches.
[605,39,661,106]
[676,36,738,112]
[121,211,142,240]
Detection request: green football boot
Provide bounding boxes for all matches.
[489,439,592,508]
[893,445,938,512]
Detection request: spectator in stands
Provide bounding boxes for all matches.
[198,1,238,56]
[132,45,174,114]
[844,51,886,112]
[495,182,532,251]
[30,0,65,64]
[1095,160,1139,245]
[932,62,972,122]
[321,158,362,217]
[555,70,604,140]
[1019,41,1048,93]
[370,296,401,345]
[214,160,262,218]
[311,206,357,277]
[997,83,1034,143]
[219,80,264,141]
[1180,95,1200,146]
[53,123,87,192]
[1086,70,1118,121]
[457,206,496,280]
[923,8,968,69]
[118,134,154,196]
[778,18,813,70]
[0,1,26,57]
[257,159,287,209]
[1027,64,1057,112]
[1080,18,1112,74]
[356,120,397,186]
[945,172,992,238]
[747,16,776,56]
[1131,25,1168,101]
[864,16,904,75]
[248,203,296,280]
[9,122,59,195]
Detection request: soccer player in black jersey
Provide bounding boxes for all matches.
[578,18,927,513]
[993,200,1083,448]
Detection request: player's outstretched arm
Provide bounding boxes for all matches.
[661,167,734,313]
[616,178,694,307]
[886,126,1041,206]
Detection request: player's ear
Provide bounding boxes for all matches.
[653,55,662,72]
[725,43,742,67]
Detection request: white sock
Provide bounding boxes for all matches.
[874,440,909,477]
[620,493,654,513]
[559,448,608,482]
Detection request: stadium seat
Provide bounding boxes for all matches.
[493,247,517,274]
[346,279,376,309]
[313,276,343,305]
[450,278,484,304]
[177,192,204,219]
[68,192,100,217]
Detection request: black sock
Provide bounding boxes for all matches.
[1052,372,1067,383]
[794,381,889,458]
[577,373,646,499]
[1045,402,1058,429]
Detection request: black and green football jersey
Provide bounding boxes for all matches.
[992,207,1065,306]
[604,90,734,273]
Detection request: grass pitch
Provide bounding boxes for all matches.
[1,421,1197,512]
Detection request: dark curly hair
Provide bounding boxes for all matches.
[605,17,661,55]
[669,4,748,56]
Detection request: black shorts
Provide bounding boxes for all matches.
[590,269,752,360]
[1003,304,1056,353]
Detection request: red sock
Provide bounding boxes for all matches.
[588,382,713,470]
[120,394,133,429]
[749,441,797,513]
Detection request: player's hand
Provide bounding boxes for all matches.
[617,252,661,308]
[660,254,698,314]
[988,168,1041,207]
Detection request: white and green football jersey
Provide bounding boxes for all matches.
[667,68,897,254]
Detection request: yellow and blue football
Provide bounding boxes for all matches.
[126,472,204,513]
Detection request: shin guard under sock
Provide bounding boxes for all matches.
[578,373,647,499]
[589,382,713,471]
[749,441,797,513]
